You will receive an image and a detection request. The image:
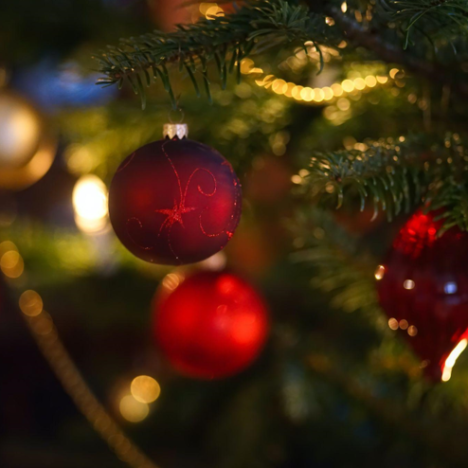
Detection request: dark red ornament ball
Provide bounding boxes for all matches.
[153,270,269,379]
[377,210,468,382]
[109,137,242,265]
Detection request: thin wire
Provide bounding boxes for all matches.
[167,106,185,124]
[21,309,159,468]
[2,239,159,468]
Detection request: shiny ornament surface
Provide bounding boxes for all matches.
[0,92,56,190]
[153,270,269,379]
[377,210,468,381]
[108,136,242,265]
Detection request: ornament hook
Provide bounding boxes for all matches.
[167,107,185,124]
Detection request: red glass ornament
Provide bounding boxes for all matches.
[153,270,269,379]
[377,210,468,382]
[109,134,242,265]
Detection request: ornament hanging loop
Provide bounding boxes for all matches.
[167,106,185,124]
[165,106,187,139]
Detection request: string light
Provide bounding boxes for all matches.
[0,245,24,278]
[241,51,394,105]
[19,290,43,316]
[120,395,149,423]
[200,3,224,19]
[131,376,161,404]
[388,318,398,330]
[1,240,159,468]
[73,174,108,233]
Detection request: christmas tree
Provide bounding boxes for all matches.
[2,0,468,467]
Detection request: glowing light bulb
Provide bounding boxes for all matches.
[389,68,400,79]
[130,375,161,404]
[73,175,108,233]
[0,249,24,278]
[365,75,377,87]
[388,318,398,330]
[205,4,223,18]
[19,290,43,316]
[119,395,149,423]
[341,79,354,93]
[353,78,366,90]
[403,279,415,290]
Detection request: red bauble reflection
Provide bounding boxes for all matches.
[109,137,242,265]
[153,270,269,379]
[377,210,468,381]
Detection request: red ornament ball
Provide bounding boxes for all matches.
[377,210,468,382]
[153,270,269,379]
[109,133,242,265]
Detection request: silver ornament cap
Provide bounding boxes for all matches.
[163,123,188,140]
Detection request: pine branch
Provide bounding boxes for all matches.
[380,0,468,47]
[307,353,468,465]
[304,135,426,221]
[307,1,468,100]
[94,0,331,108]
[290,209,380,317]
[302,134,468,231]
[425,170,468,233]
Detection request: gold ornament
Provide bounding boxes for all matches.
[0,91,56,190]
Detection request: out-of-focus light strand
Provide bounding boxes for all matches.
[0,240,159,468]
[241,53,395,106]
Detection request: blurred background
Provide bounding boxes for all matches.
[2,1,468,468]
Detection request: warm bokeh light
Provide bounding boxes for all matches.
[388,318,398,330]
[389,68,400,79]
[374,265,385,280]
[442,339,468,382]
[199,251,227,271]
[0,240,18,259]
[119,395,149,423]
[162,272,185,292]
[73,174,108,233]
[365,75,377,87]
[200,2,224,19]
[399,319,408,330]
[0,249,24,278]
[241,55,394,106]
[403,279,415,290]
[35,313,54,336]
[19,290,43,316]
[130,376,161,404]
